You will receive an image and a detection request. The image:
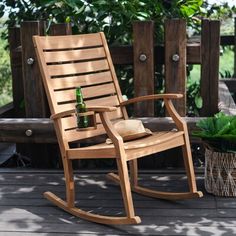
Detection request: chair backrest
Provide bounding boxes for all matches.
[33,32,127,144]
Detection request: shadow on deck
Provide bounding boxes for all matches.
[0,169,235,236]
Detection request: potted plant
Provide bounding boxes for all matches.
[193,112,236,196]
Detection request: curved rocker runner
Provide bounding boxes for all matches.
[33,32,203,225]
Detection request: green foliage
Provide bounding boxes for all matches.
[0,0,204,44]
[193,112,236,152]
[0,24,12,106]
[219,46,234,78]
[201,1,236,20]
[187,65,202,116]
[0,0,235,113]
[0,0,205,110]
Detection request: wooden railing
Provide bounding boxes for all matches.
[0,18,235,167]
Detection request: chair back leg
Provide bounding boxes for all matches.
[129,160,139,187]
[116,158,135,218]
[182,138,197,193]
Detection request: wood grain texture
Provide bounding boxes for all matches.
[165,19,187,116]
[133,21,155,117]
[44,47,106,63]
[200,20,220,116]
[54,83,116,103]
[50,71,113,90]
[38,33,103,50]
[49,23,72,36]
[21,21,49,118]
[47,59,109,77]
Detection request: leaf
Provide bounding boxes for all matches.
[215,115,232,135]
[0,4,5,18]
[194,95,202,109]
[196,117,215,135]
[65,16,71,23]
[194,113,236,147]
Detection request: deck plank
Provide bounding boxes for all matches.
[0,171,236,235]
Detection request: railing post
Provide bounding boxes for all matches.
[8,27,24,118]
[200,19,220,116]
[133,21,155,117]
[165,19,187,116]
[49,23,72,36]
[21,21,49,118]
[20,21,53,168]
[8,27,26,158]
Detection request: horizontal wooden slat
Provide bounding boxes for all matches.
[186,43,201,64]
[68,131,185,159]
[126,133,185,160]
[38,33,103,50]
[44,47,106,63]
[0,118,56,143]
[83,83,116,99]
[126,131,184,149]
[65,123,106,142]
[50,71,113,90]
[48,59,109,77]
[61,115,77,130]
[54,83,116,103]
[85,95,121,107]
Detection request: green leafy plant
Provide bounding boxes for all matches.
[0,0,235,113]
[187,65,202,116]
[0,20,12,106]
[192,112,236,152]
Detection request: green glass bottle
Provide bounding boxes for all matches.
[76,87,89,128]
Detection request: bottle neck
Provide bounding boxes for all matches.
[76,87,84,104]
[76,94,84,104]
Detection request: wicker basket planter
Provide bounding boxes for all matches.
[205,148,236,197]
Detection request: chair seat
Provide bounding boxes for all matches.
[67,131,185,160]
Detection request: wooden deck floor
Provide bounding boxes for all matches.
[0,169,236,236]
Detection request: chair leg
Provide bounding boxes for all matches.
[44,158,75,208]
[107,142,203,200]
[63,158,75,207]
[116,158,136,219]
[44,157,141,225]
[129,160,138,187]
[182,139,198,193]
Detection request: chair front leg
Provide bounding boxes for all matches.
[63,158,75,208]
[116,157,136,219]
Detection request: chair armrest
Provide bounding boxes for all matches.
[87,106,117,112]
[50,109,76,120]
[50,106,117,120]
[120,94,183,106]
[120,93,187,131]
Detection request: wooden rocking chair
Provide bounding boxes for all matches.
[33,32,202,225]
